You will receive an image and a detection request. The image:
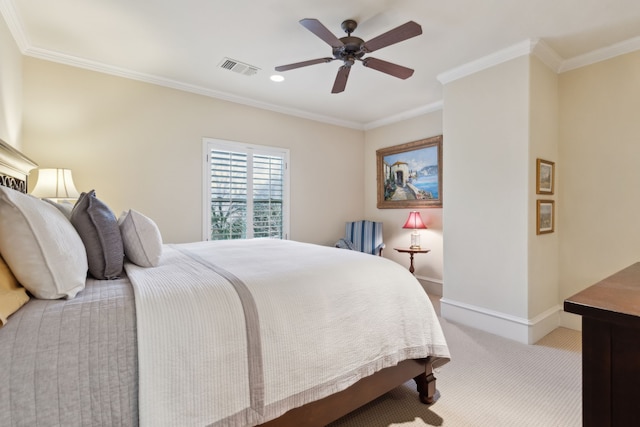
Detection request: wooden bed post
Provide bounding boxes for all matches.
[414,369,437,404]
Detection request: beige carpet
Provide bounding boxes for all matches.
[329,314,582,427]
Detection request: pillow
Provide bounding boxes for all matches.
[42,198,75,219]
[0,254,30,326]
[70,190,124,280]
[335,238,355,250]
[0,186,87,299]
[118,209,163,267]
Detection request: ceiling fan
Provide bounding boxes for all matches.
[275,18,422,93]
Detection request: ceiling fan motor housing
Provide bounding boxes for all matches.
[333,36,365,65]
[334,20,364,66]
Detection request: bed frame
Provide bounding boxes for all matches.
[0,139,38,191]
[0,139,446,426]
[261,357,445,426]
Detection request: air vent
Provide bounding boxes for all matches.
[218,58,260,76]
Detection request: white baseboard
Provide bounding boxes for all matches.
[559,311,582,331]
[440,298,564,344]
[415,275,443,285]
[416,276,442,296]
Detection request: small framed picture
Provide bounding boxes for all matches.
[537,200,555,235]
[536,159,554,195]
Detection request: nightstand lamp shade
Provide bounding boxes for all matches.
[31,168,80,202]
[402,211,427,249]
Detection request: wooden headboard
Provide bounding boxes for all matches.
[0,138,38,193]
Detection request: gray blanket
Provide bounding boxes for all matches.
[0,277,138,427]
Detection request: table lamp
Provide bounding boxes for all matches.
[31,168,80,202]
[402,211,427,249]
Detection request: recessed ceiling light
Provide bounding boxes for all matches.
[270,75,285,82]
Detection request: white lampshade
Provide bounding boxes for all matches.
[31,168,80,201]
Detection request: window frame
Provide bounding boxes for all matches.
[202,138,290,241]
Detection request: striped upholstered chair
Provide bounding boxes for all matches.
[335,220,385,256]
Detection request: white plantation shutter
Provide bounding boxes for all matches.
[252,153,285,238]
[209,149,248,240]
[203,139,289,241]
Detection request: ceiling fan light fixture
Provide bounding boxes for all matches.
[270,75,285,82]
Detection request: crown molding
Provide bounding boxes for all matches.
[364,100,443,130]
[560,35,640,72]
[531,39,564,72]
[437,39,537,85]
[0,0,28,51]
[23,46,365,130]
[5,0,640,131]
[437,38,565,85]
[438,36,640,86]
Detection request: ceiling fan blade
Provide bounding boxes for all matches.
[275,57,334,72]
[362,21,422,53]
[331,65,351,93]
[362,57,414,79]
[300,18,344,48]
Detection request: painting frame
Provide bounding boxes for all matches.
[376,135,443,209]
[536,200,555,235]
[536,158,555,195]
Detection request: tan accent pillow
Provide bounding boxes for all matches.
[0,254,30,326]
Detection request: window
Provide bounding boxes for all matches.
[203,138,289,241]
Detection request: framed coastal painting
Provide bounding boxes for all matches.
[376,135,443,209]
[536,158,554,195]
[536,200,555,234]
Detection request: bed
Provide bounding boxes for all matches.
[0,139,450,427]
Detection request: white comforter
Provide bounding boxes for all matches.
[125,239,450,427]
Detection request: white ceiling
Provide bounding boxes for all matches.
[2,0,640,129]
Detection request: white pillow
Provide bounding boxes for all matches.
[118,209,163,267]
[42,198,75,219]
[0,186,88,299]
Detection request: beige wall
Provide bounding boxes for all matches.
[0,16,22,147]
[22,58,365,245]
[559,51,640,301]
[528,56,559,318]
[440,54,565,343]
[442,56,531,319]
[364,112,444,281]
[439,48,640,342]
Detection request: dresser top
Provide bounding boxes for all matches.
[565,262,640,326]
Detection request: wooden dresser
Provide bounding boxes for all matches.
[564,262,640,427]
